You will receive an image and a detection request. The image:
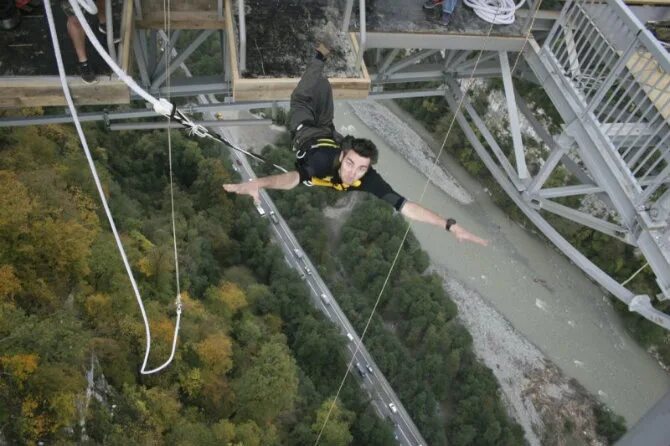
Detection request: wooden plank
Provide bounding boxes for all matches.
[231,31,370,101]
[224,0,240,81]
[136,12,226,29]
[140,0,217,13]
[0,77,130,108]
[626,52,670,121]
[119,0,134,71]
[233,77,370,101]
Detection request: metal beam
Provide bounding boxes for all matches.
[499,51,529,179]
[525,37,670,299]
[372,61,502,84]
[384,49,441,77]
[109,119,273,131]
[537,184,605,198]
[375,48,401,81]
[444,82,670,329]
[151,30,214,90]
[616,389,670,446]
[529,196,630,242]
[133,29,151,87]
[454,51,499,72]
[453,79,525,191]
[363,32,528,51]
[153,30,181,79]
[342,0,354,32]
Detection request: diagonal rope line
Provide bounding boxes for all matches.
[43,0,181,375]
[315,4,544,444]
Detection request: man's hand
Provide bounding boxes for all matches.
[222,171,301,205]
[450,224,489,247]
[223,180,261,204]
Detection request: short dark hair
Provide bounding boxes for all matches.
[341,136,379,165]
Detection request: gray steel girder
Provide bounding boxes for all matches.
[444,78,670,329]
[524,39,670,300]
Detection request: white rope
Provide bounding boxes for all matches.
[76,0,97,15]
[463,0,526,25]
[621,262,649,287]
[163,0,184,366]
[45,0,182,375]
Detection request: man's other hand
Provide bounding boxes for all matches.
[451,224,489,247]
[223,180,261,204]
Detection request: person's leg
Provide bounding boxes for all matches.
[67,16,88,62]
[443,0,457,15]
[289,54,334,134]
[62,1,97,83]
[96,0,105,22]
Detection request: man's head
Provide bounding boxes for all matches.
[338,137,378,185]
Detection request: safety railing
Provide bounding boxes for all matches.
[543,0,670,217]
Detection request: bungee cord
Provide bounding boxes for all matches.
[314,1,544,443]
[44,0,184,374]
[464,0,527,25]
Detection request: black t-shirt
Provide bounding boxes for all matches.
[295,146,406,211]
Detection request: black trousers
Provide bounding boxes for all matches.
[289,57,335,151]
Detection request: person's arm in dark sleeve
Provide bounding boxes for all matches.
[359,168,407,211]
[362,169,488,246]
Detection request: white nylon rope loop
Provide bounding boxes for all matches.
[463,0,526,25]
[46,0,181,375]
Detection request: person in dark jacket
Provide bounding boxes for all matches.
[223,40,487,246]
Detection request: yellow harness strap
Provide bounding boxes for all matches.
[309,176,362,191]
[303,138,361,191]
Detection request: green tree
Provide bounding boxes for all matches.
[234,342,299,424]
[311,397,355,446]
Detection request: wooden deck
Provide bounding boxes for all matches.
[0,0,132,108]
[225,0,370,102]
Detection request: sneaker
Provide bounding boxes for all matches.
[422,0,444,9]
[98,22,121,44]
[0,10,21,30]
[441,12,452,26]
[314,23,338,59]
[78,61,97,84]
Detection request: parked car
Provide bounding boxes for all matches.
[365,363,373,374]
[346,333,354,342]
[269,211,279,224]
[388,402,398,414]
[320,293,330,305]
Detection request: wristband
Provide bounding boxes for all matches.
[445,218,456,231]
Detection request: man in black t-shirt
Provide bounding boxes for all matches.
[223,41,487,246]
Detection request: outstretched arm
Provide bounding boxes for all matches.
[400,201,489,246]
[223,171,301,204]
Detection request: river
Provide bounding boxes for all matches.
[333,100,669,426]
